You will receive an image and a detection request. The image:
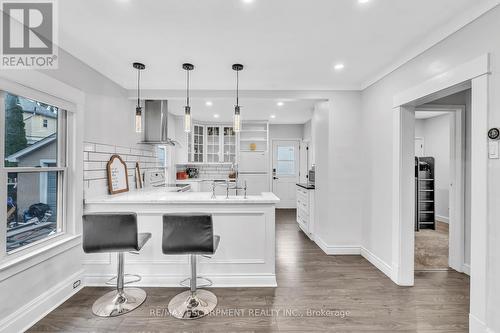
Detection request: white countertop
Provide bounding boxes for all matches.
[176,178,236,183]
[85,188,280,205]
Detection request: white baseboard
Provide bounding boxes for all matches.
[462,263,471,276]
[469,313,495,333]
[315,237,361,255]
[315,238,394,282]
[360,247,394,279]
[0,269,84,333]
[436,215,449,223]
[85,273,277,288]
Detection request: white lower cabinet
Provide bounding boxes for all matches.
[296,186,315,239]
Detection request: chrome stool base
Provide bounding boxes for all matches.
[168,289,217,319]
[92,287,147,317]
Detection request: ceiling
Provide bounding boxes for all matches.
[58,0,496,91]
[167,98,316,124]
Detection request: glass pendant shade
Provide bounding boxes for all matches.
[135,106,142,133]
[184,106,192,133]
[233,106,241,132]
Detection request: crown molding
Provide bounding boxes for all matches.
[361,0,500,90]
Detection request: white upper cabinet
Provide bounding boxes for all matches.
[223,126,236,163]
[188,124,205,163]
[206,125,220,163]
[175,118,237,164]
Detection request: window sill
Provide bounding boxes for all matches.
[0,234,81,282]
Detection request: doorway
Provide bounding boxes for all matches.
[392,54,489,329]
[271,140,300,208]
[413,106,465,272]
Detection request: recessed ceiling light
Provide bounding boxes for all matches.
[242,0,254,3]
[206,101,213,107]
[334,63,345,71]
[213,114,220,118]
[358,0,371,3]
[270,115,276,119]
[277,102,284,107]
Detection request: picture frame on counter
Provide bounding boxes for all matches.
[106,154,129,195]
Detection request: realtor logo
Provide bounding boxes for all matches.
[1,0,58,69]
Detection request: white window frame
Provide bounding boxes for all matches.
[2,92,68,255]
[0,72,83,277]
[38,159,57,204]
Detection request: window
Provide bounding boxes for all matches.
[276,146,295,176]
[3,93,66,253]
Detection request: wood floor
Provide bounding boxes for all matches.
[29,209,470,332]
[415,221,450,271]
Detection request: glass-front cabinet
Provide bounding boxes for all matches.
[223,126,236,163]
[187,123,236,163]
[206,126,220,163]
[188,124,204,163]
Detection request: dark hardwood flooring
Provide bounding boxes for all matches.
[28,209,470,332]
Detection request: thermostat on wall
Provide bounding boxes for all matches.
[488,128,500,140]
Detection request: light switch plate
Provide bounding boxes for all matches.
[489,141,499,159]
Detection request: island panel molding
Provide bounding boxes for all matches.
[84,191,279,287]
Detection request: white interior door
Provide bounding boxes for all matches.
[272,140,300,208]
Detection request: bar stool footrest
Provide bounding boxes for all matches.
[180,276,213,288]
[105,274,142,286]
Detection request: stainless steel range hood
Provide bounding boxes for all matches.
[142,100,177,145]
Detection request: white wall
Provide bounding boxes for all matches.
[303,120,312,143]
[415,114,451,222]
[312,92,364,251]
[269,124,304,140]
[312,102,330,244]
[361,6,500,331]
[414,121,425,138]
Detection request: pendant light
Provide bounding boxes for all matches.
[232,64,244,132]
[133,62,146,133]
[183,63,194,133]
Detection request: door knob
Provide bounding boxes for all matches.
[273,177,279,180]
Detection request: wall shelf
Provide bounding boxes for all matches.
[240,138,267,142]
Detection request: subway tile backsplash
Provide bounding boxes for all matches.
[176,163,234,180]
[83,142,161,199]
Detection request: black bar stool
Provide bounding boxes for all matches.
[82,213,151,317]
[162,214,220,319]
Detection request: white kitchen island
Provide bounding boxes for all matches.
[84,189,280,287]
